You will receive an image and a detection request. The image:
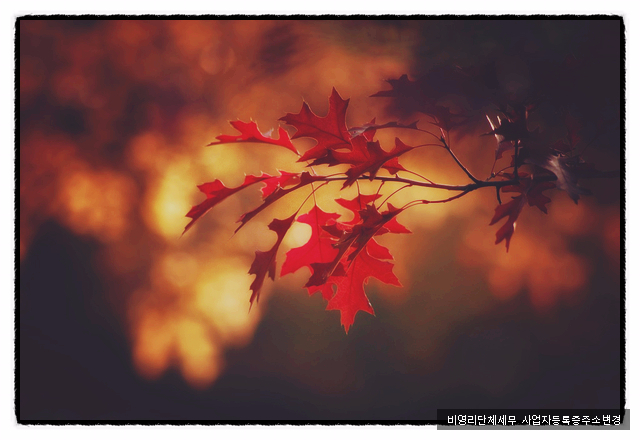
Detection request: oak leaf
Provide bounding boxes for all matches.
[280,205,341,278]
[326,242,402,334]
[208,120,298,155]
[298,197,409,332]
[260,170,301,198]
[280,88,352,162]
[339,138,415,188]
[183,173,270,235]
[236,172,324,233]
[491,175,555,251]
[248,214,297,306]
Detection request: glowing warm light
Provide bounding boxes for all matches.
[175,317,221,389]
[57,167,135,241]
[20,20,619,391]
[157,252,199,289]
[283,220,312,249]
[195,262,262,346]
[144,159,195,238]
[132,308,175,380]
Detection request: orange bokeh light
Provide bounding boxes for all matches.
[19,20,620,391]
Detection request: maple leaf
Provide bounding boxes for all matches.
[248,214,296,306]
[208,120,298,155]
[183,173,270,235]
[280,88,352,162]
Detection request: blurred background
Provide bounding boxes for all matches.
[19,19,621,420]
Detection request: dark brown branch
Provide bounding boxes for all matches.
[440,135,482,184]
[323,169,619,193]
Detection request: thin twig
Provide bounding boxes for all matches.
[399,168,435,184]
[440,132,481,184]
[378,184,412,209]
[401,190,472,210]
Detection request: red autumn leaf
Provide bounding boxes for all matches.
[335,193,383,225]
[325,137,414,187]
[248,214,297,306]
[208,120,298,155]
[376,203,412,234]
[345,138,414,187]
[280,205,341,277]
[307,283,336,302]
[299,198,408,332]
[501,175,556,214]
[337,203,408,266]
[183,173,270,235]
[260,170,301,198]
[236,172,324,233]
[305,133,410,175]
[366,238,394,260]
[334,195,411,236]
[381,157,408,175]
[280,88,352,162]
[183,74,619,334]
[306,134,369,168]
[326,242,401,334]
[490,194,526,252]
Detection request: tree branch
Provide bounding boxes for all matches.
[440,134,482,184]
